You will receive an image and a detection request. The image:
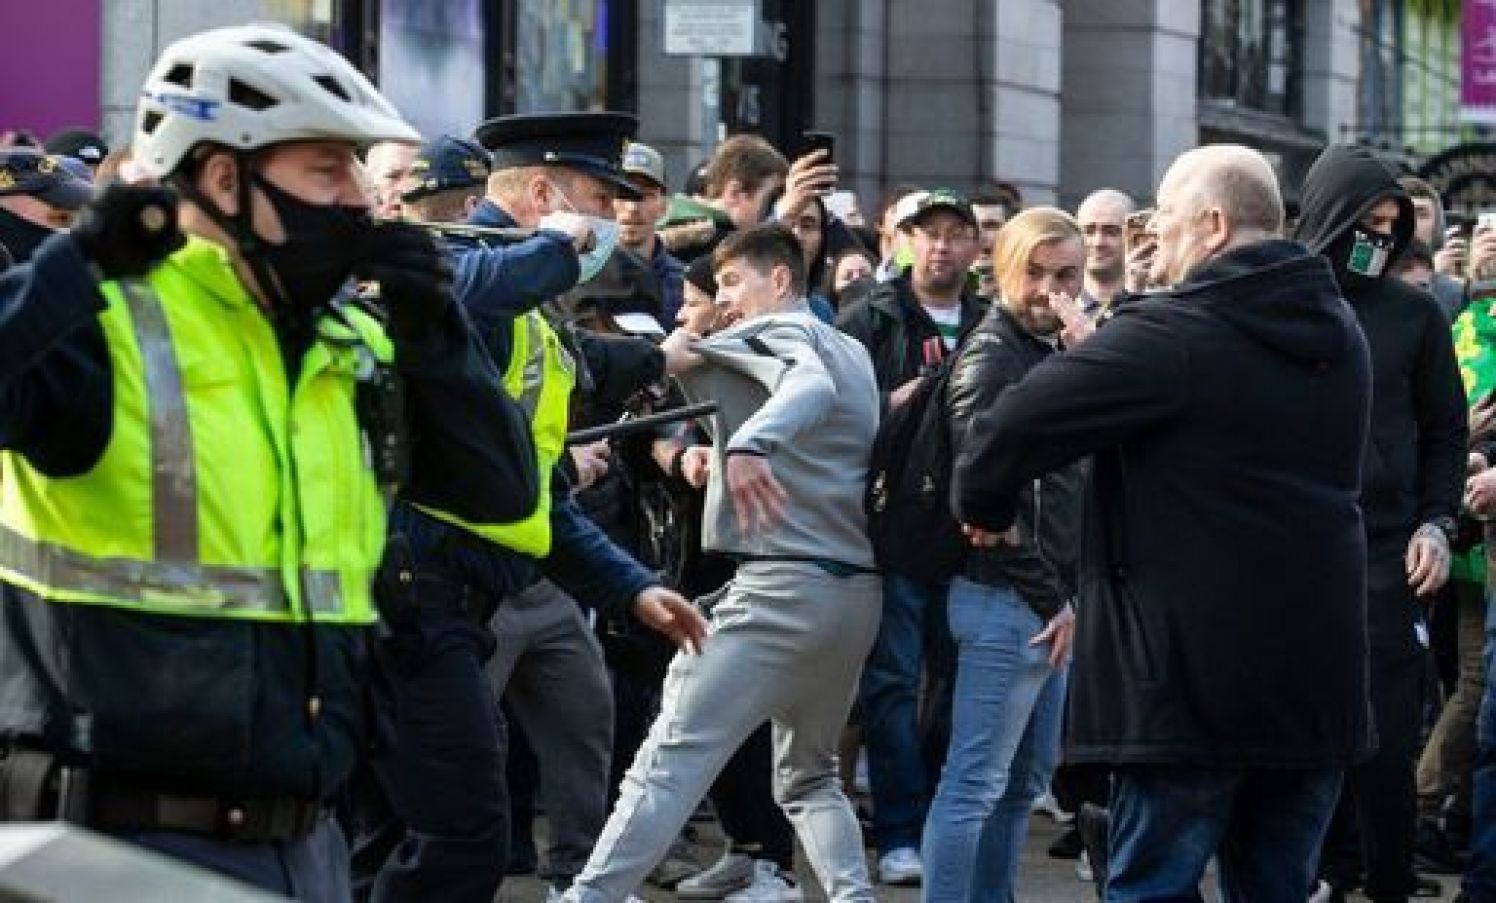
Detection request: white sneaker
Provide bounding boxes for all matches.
[877,846,923,885]
[1032,790,1075,825]
[676,851,755,899]
[722,860,804,902]
[1075,849,1094,882]
[1307,880,1337,903]
[544,886,643,902]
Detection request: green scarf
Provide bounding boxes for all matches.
[1451,301,1496,582]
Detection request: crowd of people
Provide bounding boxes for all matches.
[4,21,1496,903]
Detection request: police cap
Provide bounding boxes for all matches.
[403,135,491,201]
[473,112,641,200]
[0,149,93,210]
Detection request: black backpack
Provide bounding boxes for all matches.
[865,362,967,583]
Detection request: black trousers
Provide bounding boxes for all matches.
[1319,647,1426,899]
[351,607,511,903]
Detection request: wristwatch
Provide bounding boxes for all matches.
[1424,516,1459,545]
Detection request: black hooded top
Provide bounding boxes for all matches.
[1293,145,1466,556]
[951,239,1374,766]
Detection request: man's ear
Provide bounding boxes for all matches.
[1203,206,1232,255]
[772,262,794,298]
[195,151,241,216]
[526,170,553,213]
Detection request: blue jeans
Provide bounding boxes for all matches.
[920,579,1066,903]
[859,573,947,853]
[1107,764,1342,902]
[1466,589,1496,901]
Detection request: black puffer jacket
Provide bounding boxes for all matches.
[835,275,986,393]
[946,304,1085,620]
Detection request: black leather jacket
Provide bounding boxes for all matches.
[946,304,1086,620]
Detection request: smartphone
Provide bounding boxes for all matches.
[798,129,835,163]
[823,189,857,220]
[1125,208,1155,254]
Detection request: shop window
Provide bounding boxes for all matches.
[514,0,611,111]
[1201,0,1304,119]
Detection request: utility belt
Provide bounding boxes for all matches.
[0,746,324,843]
[398,573,493,623]
[375,534,496,626]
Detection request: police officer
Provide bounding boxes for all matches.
[0,25,538,901]
[360,120,706,903]
[0,147,93,268]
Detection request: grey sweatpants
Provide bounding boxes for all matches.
[565,560,882,902]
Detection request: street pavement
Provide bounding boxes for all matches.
[501,808,1464,901]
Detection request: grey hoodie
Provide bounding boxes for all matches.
[676,302,880,568]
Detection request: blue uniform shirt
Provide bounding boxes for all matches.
[403,199,659,614]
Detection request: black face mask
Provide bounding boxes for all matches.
[1326,225,1395,288]
[250,174,371,309]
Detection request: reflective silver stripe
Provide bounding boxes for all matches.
[119,279,199,562]
[0,521,286,613]
[302,569,344,615]
[0,521,357,617]
[516,313,545,416]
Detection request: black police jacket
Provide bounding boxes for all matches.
[0,233,537,801]
[946,305,1085,621]
[954,240,1375,768]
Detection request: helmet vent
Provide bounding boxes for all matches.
[141,111,164,135]
[229,79,278,111]
[312,75,351,102]
[163,63,194,87]
[245,38,290,54]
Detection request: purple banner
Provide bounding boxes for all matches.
[1465,0,1496,122]
[0,0,101,139]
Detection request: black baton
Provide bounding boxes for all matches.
[566,402,718,445]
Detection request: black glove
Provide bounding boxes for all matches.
[71,183,186,279]
[355,223,454,336]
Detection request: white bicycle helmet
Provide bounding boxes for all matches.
[133,23,419,178]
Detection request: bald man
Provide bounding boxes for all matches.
[952,145,1373,899]
[365,140,421,220]
[1075,188,1134,313]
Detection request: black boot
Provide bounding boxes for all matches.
[1078,802,1110,897]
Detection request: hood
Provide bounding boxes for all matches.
[1170,239,1360,365]
[1292,144,1415,269]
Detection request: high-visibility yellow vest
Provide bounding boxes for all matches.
[0,236,388,624]
[416,310,574,556]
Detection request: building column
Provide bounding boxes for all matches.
[636,0,712,187]
[101,0,274,145]
[1059,0,1199,208]
[1302,0,1362,148]
[988,0,1063,204]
